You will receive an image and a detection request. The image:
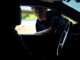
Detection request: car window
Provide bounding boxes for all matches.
[15,6,51,35]
[15,0,79,35]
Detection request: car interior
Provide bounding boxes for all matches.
[0,0,80,59]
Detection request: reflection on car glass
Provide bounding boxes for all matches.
[62,0,80,12]
[41,0,60,3]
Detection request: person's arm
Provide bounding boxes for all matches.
[35,11,61,35]
[34,27,56,35]
[34,17,59,35]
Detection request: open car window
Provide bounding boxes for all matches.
[15,6,51,35]
[16,0,80,34]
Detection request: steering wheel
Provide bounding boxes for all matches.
[56,22,71,56]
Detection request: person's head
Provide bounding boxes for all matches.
[32,7,47,21]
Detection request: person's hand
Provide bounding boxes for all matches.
[34,27,53,35]
[34,32,44,35]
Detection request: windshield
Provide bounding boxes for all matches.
[62,0,80,12]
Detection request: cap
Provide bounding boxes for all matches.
[32,6,43,10]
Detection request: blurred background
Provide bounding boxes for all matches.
[15,6,37,34]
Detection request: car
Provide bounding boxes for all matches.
[20,0,80,57]
[21,0,80,56]
[0,0,80,59]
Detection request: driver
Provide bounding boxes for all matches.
[34,7,68,35]
[32,6,69,57]
[32,7,53,32]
